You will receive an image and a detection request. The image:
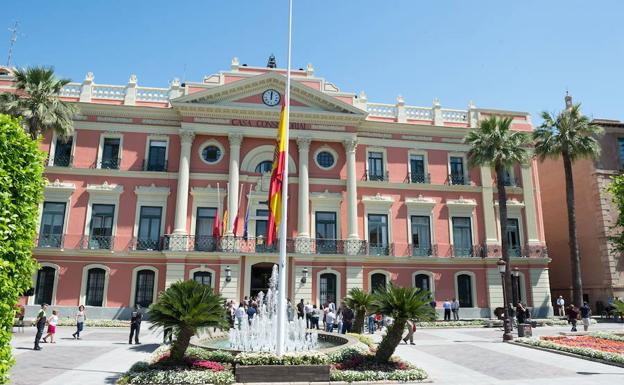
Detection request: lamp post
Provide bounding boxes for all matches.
[497,259,514,341]
[301,267,309,284]
[512,267,520,305]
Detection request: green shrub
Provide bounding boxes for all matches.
[185,347,235,363]
[326,345,369,364]
[233,351,329,366]
[118,369,235,385]
[0,114,45,383]
[329,368,428,382]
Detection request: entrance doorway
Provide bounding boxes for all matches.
[250,263,275,298]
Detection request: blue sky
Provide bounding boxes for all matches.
[2,0,623,121]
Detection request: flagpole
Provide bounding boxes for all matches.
[276,0,293,356]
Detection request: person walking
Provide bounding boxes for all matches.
[567,304,580,332]
[297,298,305,320]
[556,296,565,317]
[33,303,48,350]
[451,298,460,321]
[72,305,86,339]
[310,304,320,330]
[516,302,527,326]
[246,302,257,325]
[403,319,416,345]
[235,303,245,329]
[42,310,58,343]
[325,307,336,332]
[129,305,143,344]
[367,314,375,334]
[341,306,354,334]
[442,299,452,321]
[580,302,592,331]
[304,302,313,328]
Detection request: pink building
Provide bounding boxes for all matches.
[3,58,553,319]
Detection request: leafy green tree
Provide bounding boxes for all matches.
[0,114,45,383]
[148,280,227,362]
[344,288,374,334]
[0,66,77,140]
[464,115,530,304]
[370,284,436,363]
[534,104,602,307]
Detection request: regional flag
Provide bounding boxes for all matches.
[266,99,288,246]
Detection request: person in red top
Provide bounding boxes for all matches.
[567,304,580,332]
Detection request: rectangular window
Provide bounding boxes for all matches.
[449,156,465,185]
[146,140,167,171]
[89,204,115,249]
[39,202,66,248]
[368,151,384,181]
[85,268,105,307]
[53,137,72,167]
[254,209,274,252]
[410,154,426,183]
[101,138,120,169]
[507,218,521,257]
[368,214,389,255]
[137,206,162,250]
[452,217,472,256]
[619,138,624,168]
[411,215,431,256]
[503,168,514,186]
[315,211,337,254]
[195,207,217,251]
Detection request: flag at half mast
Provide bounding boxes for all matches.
[266,98,288,246]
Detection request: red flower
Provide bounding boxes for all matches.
[191,360,225,371]
[541,336,624,354]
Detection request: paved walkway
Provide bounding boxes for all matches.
[9,322,624,384]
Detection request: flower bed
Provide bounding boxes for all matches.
[516,334,624,366]
[16,318,130,328]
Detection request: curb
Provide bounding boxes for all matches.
[510,341,624,368]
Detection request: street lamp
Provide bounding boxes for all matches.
[497,259,514,341]
[225,266,232,282]
[301,267,309,283]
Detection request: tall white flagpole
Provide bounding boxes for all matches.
[276,0,293,356]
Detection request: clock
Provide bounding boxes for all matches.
[262,89,281,106]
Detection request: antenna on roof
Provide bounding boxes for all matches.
[6,21,20,67]
[267,54,277,68]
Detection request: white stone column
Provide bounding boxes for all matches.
[521,163,540,245]
[226,133,243,235]
[343,139,359,241]
[173,129,195,236]
[480,166,498,246]
[124,74,137,106]
[79,72,94,103]
[297,137,311,238]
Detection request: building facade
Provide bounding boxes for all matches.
[2,59,553,319]
[540,105,624,309]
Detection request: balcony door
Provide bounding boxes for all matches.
[39,202,66,248]
[410,154,425,183]
[90,204,114,249]
[506,218,521,257]
[147,140,167,171]
[315,211,337,253]
[410,215,431,256]
[368,152,384,180]
[101,138,120,169]
[452,217,472,256]
[195,207,217,251]
[137,206,162,250]
[450,156,465,184]
[368,214,388,255]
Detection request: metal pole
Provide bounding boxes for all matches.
[501,273,514,341]
[276,0,293,356]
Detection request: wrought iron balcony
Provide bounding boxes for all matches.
[142,159,168,172]
[80,235,114,250]
[130,237,163,251]
[36,234,64,248]
[365,170,389,182]
[447,174,470,186]
[367,243,393,256]
[408,172,430,184]
[97,158,121,170]
[450,245,483,258]
[411,244,437,257]
[52,154,73,167]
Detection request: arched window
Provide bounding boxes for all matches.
[371,273,387,293]
[86,268,106,307]
[35,266,55,305]
[414,273,431,292]
[319,273,337,305]
[193,271,212,286]
[134,270,155,308]
[255,160,273,173]
[456,274,473,308]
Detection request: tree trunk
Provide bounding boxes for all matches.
[352,307,365,334]
[171,326,193,362]
[29,117,38,140]
[495,164,513,307]
[374,318,406,363]
[562,152,583,307]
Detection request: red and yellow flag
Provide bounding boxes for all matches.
[267,99,288,246]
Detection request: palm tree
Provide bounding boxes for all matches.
[534,104,602,307]
[0,66,77,140]
[344,288,374,334]
[148,280,227,362]
[464,115,530,306]
[370,284,436,363]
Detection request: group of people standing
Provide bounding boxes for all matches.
[296,299,355,334]
[31,303,86,350]
[556,296,593,332]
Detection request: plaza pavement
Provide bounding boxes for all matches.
[9,321,624,385]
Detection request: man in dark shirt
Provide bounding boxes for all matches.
[567,305,579,332]
[33,303,48,350]
[129,305,143,344]
[341,306,354,334]
[580,302,592,331]
[297,298,305,319]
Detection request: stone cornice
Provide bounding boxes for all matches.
[135,184,171,197]
[310,190,342,202]
[86,181,124,195]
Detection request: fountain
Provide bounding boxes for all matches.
[228,265,318,352]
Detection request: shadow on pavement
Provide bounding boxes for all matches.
[129,343,159,352]
[577,371,624,375]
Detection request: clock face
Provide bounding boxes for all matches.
[262,89,281,106]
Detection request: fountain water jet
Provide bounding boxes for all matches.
[228,265,318,352]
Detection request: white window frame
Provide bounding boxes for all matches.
[447,152,468,183]
[48,131,77,167]
[84,183,124,241]
[412,270,436,296]
[494,199,526,248]
[28,262,60,305]
[80,263,111,307]
[198,139,225,166]
[129,265,160,308]
[247,188,270,239]
[454,270,478,308]
[368,269,392,292]
[133,185,170,243]
[362,194,394,246]
[405,196,436,252]
[365,147,388,180]
[190,186,225,237]
[310,191,342,239]
[407,150,429,182]
[144,135,170,171]
[97,133,123,169]
[188,266,217,289]
[316,268,342,307]
[447,198,478,249]
[313,146,339,171]
[37,180,75,239]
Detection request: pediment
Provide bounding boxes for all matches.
[171,72,366,117]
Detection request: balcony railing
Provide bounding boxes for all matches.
[36,234,64,248]
[407,172,431,184]
[411,244,437,257]
[365,170,389,182]
[450,245,483,258]
[130,237,163,251]
[52,154,73,167]
[96,158,121,170]
[80,235,114,250]
[142,159,168,172]
[447,174,471,186]
[367,243,393,256]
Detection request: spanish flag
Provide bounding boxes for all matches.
[267,99,288,246]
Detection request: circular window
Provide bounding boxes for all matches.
[201,145,222,164]
[316,151,335,169]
